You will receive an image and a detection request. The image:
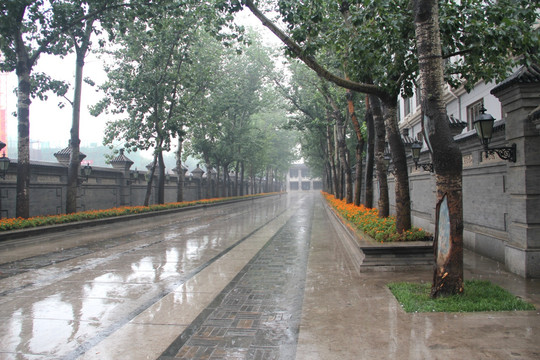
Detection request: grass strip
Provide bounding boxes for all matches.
[388,280,535,313]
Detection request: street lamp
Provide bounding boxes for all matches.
[132,168,139,182]
[473,106,516,162]
[0,152,9,179]
[411,140,434,173]
[126,168,139,185]
[383,153,395,175]
[78,162,92,184]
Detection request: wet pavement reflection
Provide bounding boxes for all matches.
[159,195,314,359]
[1,192,539,360]
[0,195,293,359]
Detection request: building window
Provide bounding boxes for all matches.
[301,168,309,178]
[289,169,298,178]
[467,99,484,130]
[289,181,299,190]
[404,97,412,117]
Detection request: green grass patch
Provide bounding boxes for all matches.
[388,280,535,313]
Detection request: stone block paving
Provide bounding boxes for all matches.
[159,204,313,360]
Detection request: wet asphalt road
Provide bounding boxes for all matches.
[2,192,540,359]
[0,193,311,359]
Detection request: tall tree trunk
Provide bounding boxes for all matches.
[327,124,339,197]
[345,90,364,206]
[265,166,270,193]
[216,163,221,198]
[240,161,245,196]
[324,161,332,193]
[66,17,94,214]
[370,95,389,218]
[335,112,352,202]
[204,159,212,199]
[364,101,375,208]
[322,84,353,202]
[157,150,165,204]
[250,166,255,195]
[14,31,31,219]
[354,142,363,206]
[144,155,158,206]
[382,98,412,232]
[414,0,464,297]
[224,163,230,197]
[66,53,84,214]
[336,114,353,204]
[176,138,184,202]
[333,124,343,199]
[234,162,239,196]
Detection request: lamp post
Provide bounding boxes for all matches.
[130,168,139,184]
[78,162,92,184]
[383,153,395,175]
[411,140,434,173]
[473,106,516,162]
[0,141,9,179]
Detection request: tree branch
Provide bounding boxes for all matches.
[29,3,133,66]
[243,0,391,102]
[442,48,473,59]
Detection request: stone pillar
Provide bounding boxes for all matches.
[53,142,86,166]
[110,149,134,206]
[191,164,204,200]
[491,64,540,277]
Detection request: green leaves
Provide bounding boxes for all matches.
[30,72,69,101]
[439,0,540,90]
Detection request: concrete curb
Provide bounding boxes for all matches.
[0,193,282,242]
[322,199,434,271]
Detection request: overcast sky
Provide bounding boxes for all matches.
[3,8,282,154]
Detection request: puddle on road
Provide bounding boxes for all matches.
[0,195,299,358]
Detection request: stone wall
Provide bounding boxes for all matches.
[0,163,267,219]
[374,66,540,278]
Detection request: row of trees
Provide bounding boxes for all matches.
[225,0,539,297]
[2,0,538,298]
[0,0,296,213]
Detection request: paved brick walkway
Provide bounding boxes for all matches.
[159,199,313,359]
[2,193,539,359]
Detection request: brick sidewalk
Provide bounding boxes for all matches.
[159,198,314,359]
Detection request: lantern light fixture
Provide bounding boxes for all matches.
[383,153,395,175]
[78,162,92,184]
[0,151,10,179]
[410,140,434,173]
[473,106,516,162]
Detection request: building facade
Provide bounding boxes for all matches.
[391,64,540,278]
[286,163,322,192]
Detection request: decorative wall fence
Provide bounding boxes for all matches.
[375,68,540,278]
[0,159,278,220]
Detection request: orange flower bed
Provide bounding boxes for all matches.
[0,193,280,231]
[322,192,430,242]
